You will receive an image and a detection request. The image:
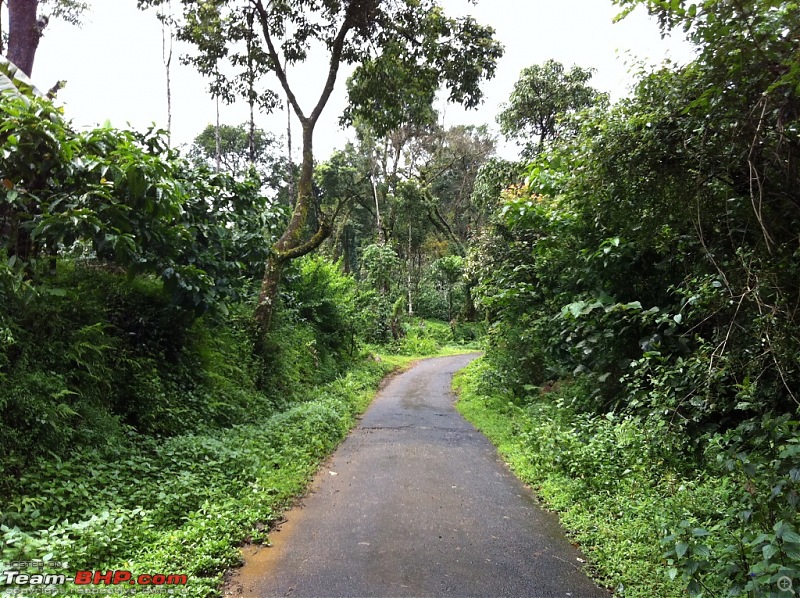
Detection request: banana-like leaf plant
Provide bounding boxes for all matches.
[0,55,42,99]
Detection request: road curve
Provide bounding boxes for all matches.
[225,353,608,598]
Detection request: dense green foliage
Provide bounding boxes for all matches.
[497,60,606,158]
[0,83,479,595]
[6,1,800,595]
[0,95,282,312]
[469,1,800,595]
[315,122,496,332]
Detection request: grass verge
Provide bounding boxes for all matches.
[453,358,730,598]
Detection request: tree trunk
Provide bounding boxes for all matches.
[464,280,477,321]
[255,254,286,330]
[7,0,41,77]
[407,222,414,316]
[248,98,255,164]
[254,122,330,331]
[161,4,173,144]
[214,92,221,173]
[447,289,453,322]
[246,12,256,165]
[279,123,315,252]
[371,168,384,244]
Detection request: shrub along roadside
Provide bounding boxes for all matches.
[1,355,416,597]
[379,318,486,357]
[453,358,737,598]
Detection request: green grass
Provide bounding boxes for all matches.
[1,357,397,597]
[453,358,728,598]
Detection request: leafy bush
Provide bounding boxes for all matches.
[1,94,283,314]
[283,255,360,358]
[392,326,440,356]
[664,414,800,595]
[0,266,263,463]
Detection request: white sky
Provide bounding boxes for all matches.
[25,0,696,161]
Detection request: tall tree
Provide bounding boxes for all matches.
[412,124,496,248]
[498,59,605,158]
[4,0,87,76]
[326,122,495,320]
[141,0,503,332]
[189,121,294,206]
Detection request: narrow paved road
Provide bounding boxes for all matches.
[226,354,608,598]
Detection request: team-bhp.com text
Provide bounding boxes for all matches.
[3,570,188,588]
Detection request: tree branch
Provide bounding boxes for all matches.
[251,0,306,123]
[277,221,332,261]
[309,3,358,125]
[354,194,376,218]
[431,204,464,254]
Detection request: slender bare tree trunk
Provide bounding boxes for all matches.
[371,170,383,243]
[247,11,256,165]
[161,2,173,144]
[407,222,414,316]
[214,92,221,173]
[249,99,255,165]
[286,99,294,202]
[7,0,41,76]
[1,0,5,55]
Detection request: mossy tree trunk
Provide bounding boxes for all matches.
[250,1,355,331]
[254,123,331,331]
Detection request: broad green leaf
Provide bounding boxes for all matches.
[676,541,689,558]
[0,57,43,100]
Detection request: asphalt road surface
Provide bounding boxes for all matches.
[225,353,609,598]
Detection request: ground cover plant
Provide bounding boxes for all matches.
[2,351,399,597]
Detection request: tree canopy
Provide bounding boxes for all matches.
[497,59,605,157]
[138,0,503,331]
